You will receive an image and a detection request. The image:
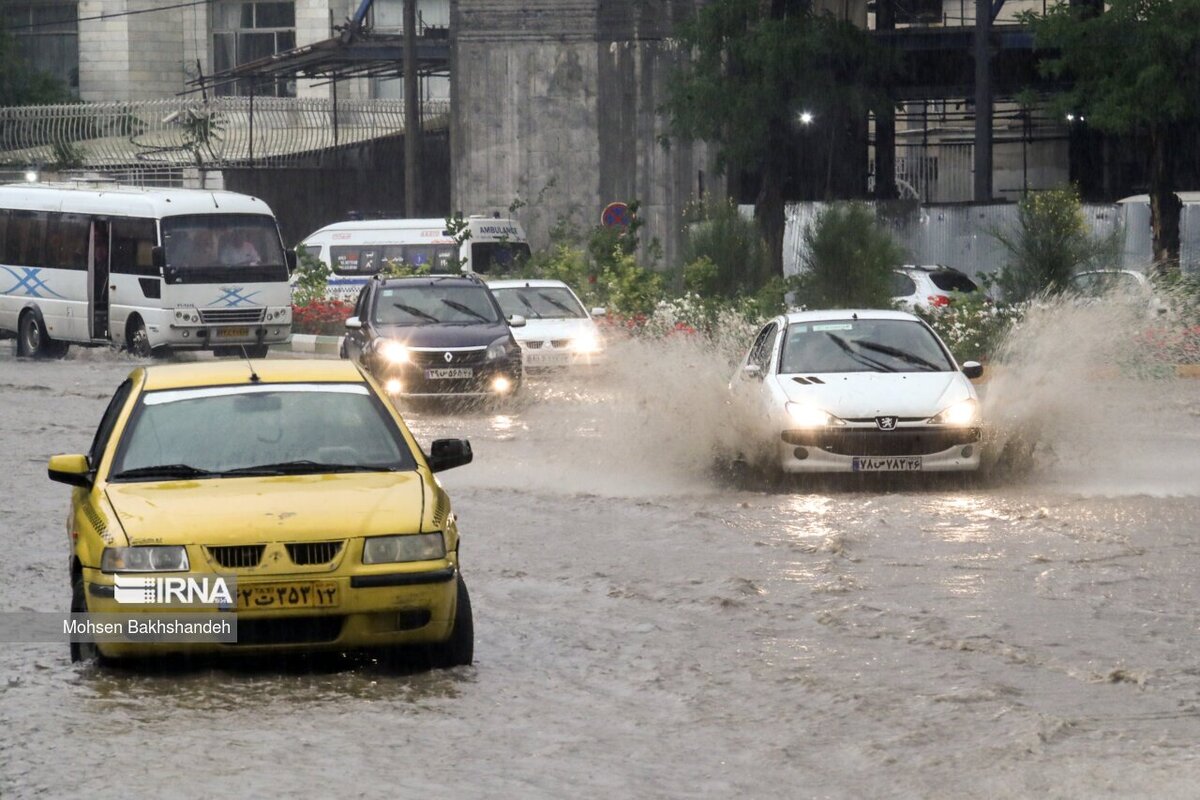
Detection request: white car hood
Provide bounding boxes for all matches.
[513,317,596,343]
[777,371,973,418]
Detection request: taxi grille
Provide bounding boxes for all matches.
[200,308,265,324]
[782,427,980,456]
[286,541,344,566]
[208,544,265,569]
[229,616,345,646]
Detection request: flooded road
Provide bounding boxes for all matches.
[2,345,1199,798]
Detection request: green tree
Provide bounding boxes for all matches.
[681,197,768,298]
[0,25,71,106]
[662,0,891,279]
[793,203,902,309]
[1022,0,1200,275]
[990,186,1116,303]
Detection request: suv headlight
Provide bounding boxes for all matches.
[362,533,446,564]
[929,398,979,426]
[486,336,511,361]
[785,403,843,428]
[101,546,189,573]
[377,340,410,363]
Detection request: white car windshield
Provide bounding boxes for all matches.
[492,287,586,320]
[109,383,416,480]
[779,319,954,374]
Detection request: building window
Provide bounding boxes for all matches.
[1,2,79,96]
[212,1,295,97]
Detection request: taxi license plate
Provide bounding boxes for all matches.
[216,326,251,338]
[852,457,923,472]
[425,368,473,379]
[236,581,339,610]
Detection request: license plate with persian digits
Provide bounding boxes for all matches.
[851,457,923,472]
[425,368,474,379]
[216,326,251,338]
[236,581,339,610]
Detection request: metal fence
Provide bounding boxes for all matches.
[0,97,450,171]
[782,200,1200,277]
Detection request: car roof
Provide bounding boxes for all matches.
[897,264,964,273]
[486,278,570,289]
[139,360,366,391]
[374,274,481,287]
[782,309,921,324]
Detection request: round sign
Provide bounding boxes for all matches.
[601,202,631,228]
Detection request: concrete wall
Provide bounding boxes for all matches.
[450,0,720,267]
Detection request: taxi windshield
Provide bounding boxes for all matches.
[109,384,416,480]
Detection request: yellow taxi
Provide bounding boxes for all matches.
[48,359,474,665]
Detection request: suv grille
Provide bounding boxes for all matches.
[200,308,265,324]
[408,348,488,367]
[208,544,265,569]
[286,541,344,566]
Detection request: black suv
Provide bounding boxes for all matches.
[343,274,525,397]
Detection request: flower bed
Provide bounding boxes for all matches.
[292,299,352,337]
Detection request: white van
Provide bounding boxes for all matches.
[298,216,531,300]
[0,183,294,358]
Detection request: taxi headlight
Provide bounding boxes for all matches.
[362,533,446,564]
[929,398,979,426]
[571,332,602,354]
[378,340,410,363]
[486,337,511,361]
[101,546,190,573]
[785,403,842,428]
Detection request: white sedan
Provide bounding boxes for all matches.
[488,279,606,370]
[733,309,984,473]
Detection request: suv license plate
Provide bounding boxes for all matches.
[852,457,923,472]
[425,368,473,380]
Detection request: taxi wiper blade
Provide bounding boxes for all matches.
[221,460,400,476]
[112,464,219,480]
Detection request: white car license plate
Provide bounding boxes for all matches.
[852,456,923,472]
[525,351,570,366]
[425,368,473,380]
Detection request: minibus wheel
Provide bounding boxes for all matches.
[126,316,153,358]
[17,309,69,359]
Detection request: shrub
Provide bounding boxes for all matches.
[292,298,352,336]
[681,198,769,298]
[991,186,1117,303]
[291,247,331,306]
[793,203,903,309]
[917,295,1025,364]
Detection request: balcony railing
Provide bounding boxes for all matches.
[0,96,449,170]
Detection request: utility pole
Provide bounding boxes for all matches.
[973,0,993,202]
[404,0,420,216]
[874,0,897,200]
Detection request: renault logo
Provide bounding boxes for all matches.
[876,416,898,431]
[443,352,453,363]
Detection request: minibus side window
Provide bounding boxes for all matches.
[111,218,159,276]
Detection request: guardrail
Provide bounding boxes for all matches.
[0,97,449,170]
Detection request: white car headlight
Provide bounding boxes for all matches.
[378,340,410,363]
[785,403,842,428]
[486,337,511,361]
[362,533,446,564]
[101,546,189,573]
[571,331,603,354]
[929,398,979,426]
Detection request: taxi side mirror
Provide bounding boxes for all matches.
[48,454,93,488]
[428,439,473,473]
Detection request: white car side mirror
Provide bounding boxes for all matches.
[508,314,527,328]
[742,363,762,380]
[591,307,607,318]
[961,361,983,379]
[345,316,362,330]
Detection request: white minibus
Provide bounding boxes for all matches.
[298,216,530,300]
[0,183,295,358]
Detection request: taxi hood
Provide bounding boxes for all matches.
[778,371,973,419]
[104,472,428,546]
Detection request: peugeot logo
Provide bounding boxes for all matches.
[876,416,898,431]
[443,352,453,363]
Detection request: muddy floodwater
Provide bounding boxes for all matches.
[2,344,1199,798]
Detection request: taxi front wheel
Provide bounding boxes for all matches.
[69,576,103,665]
[429,576,474,668]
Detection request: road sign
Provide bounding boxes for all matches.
[601,202,631,228]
